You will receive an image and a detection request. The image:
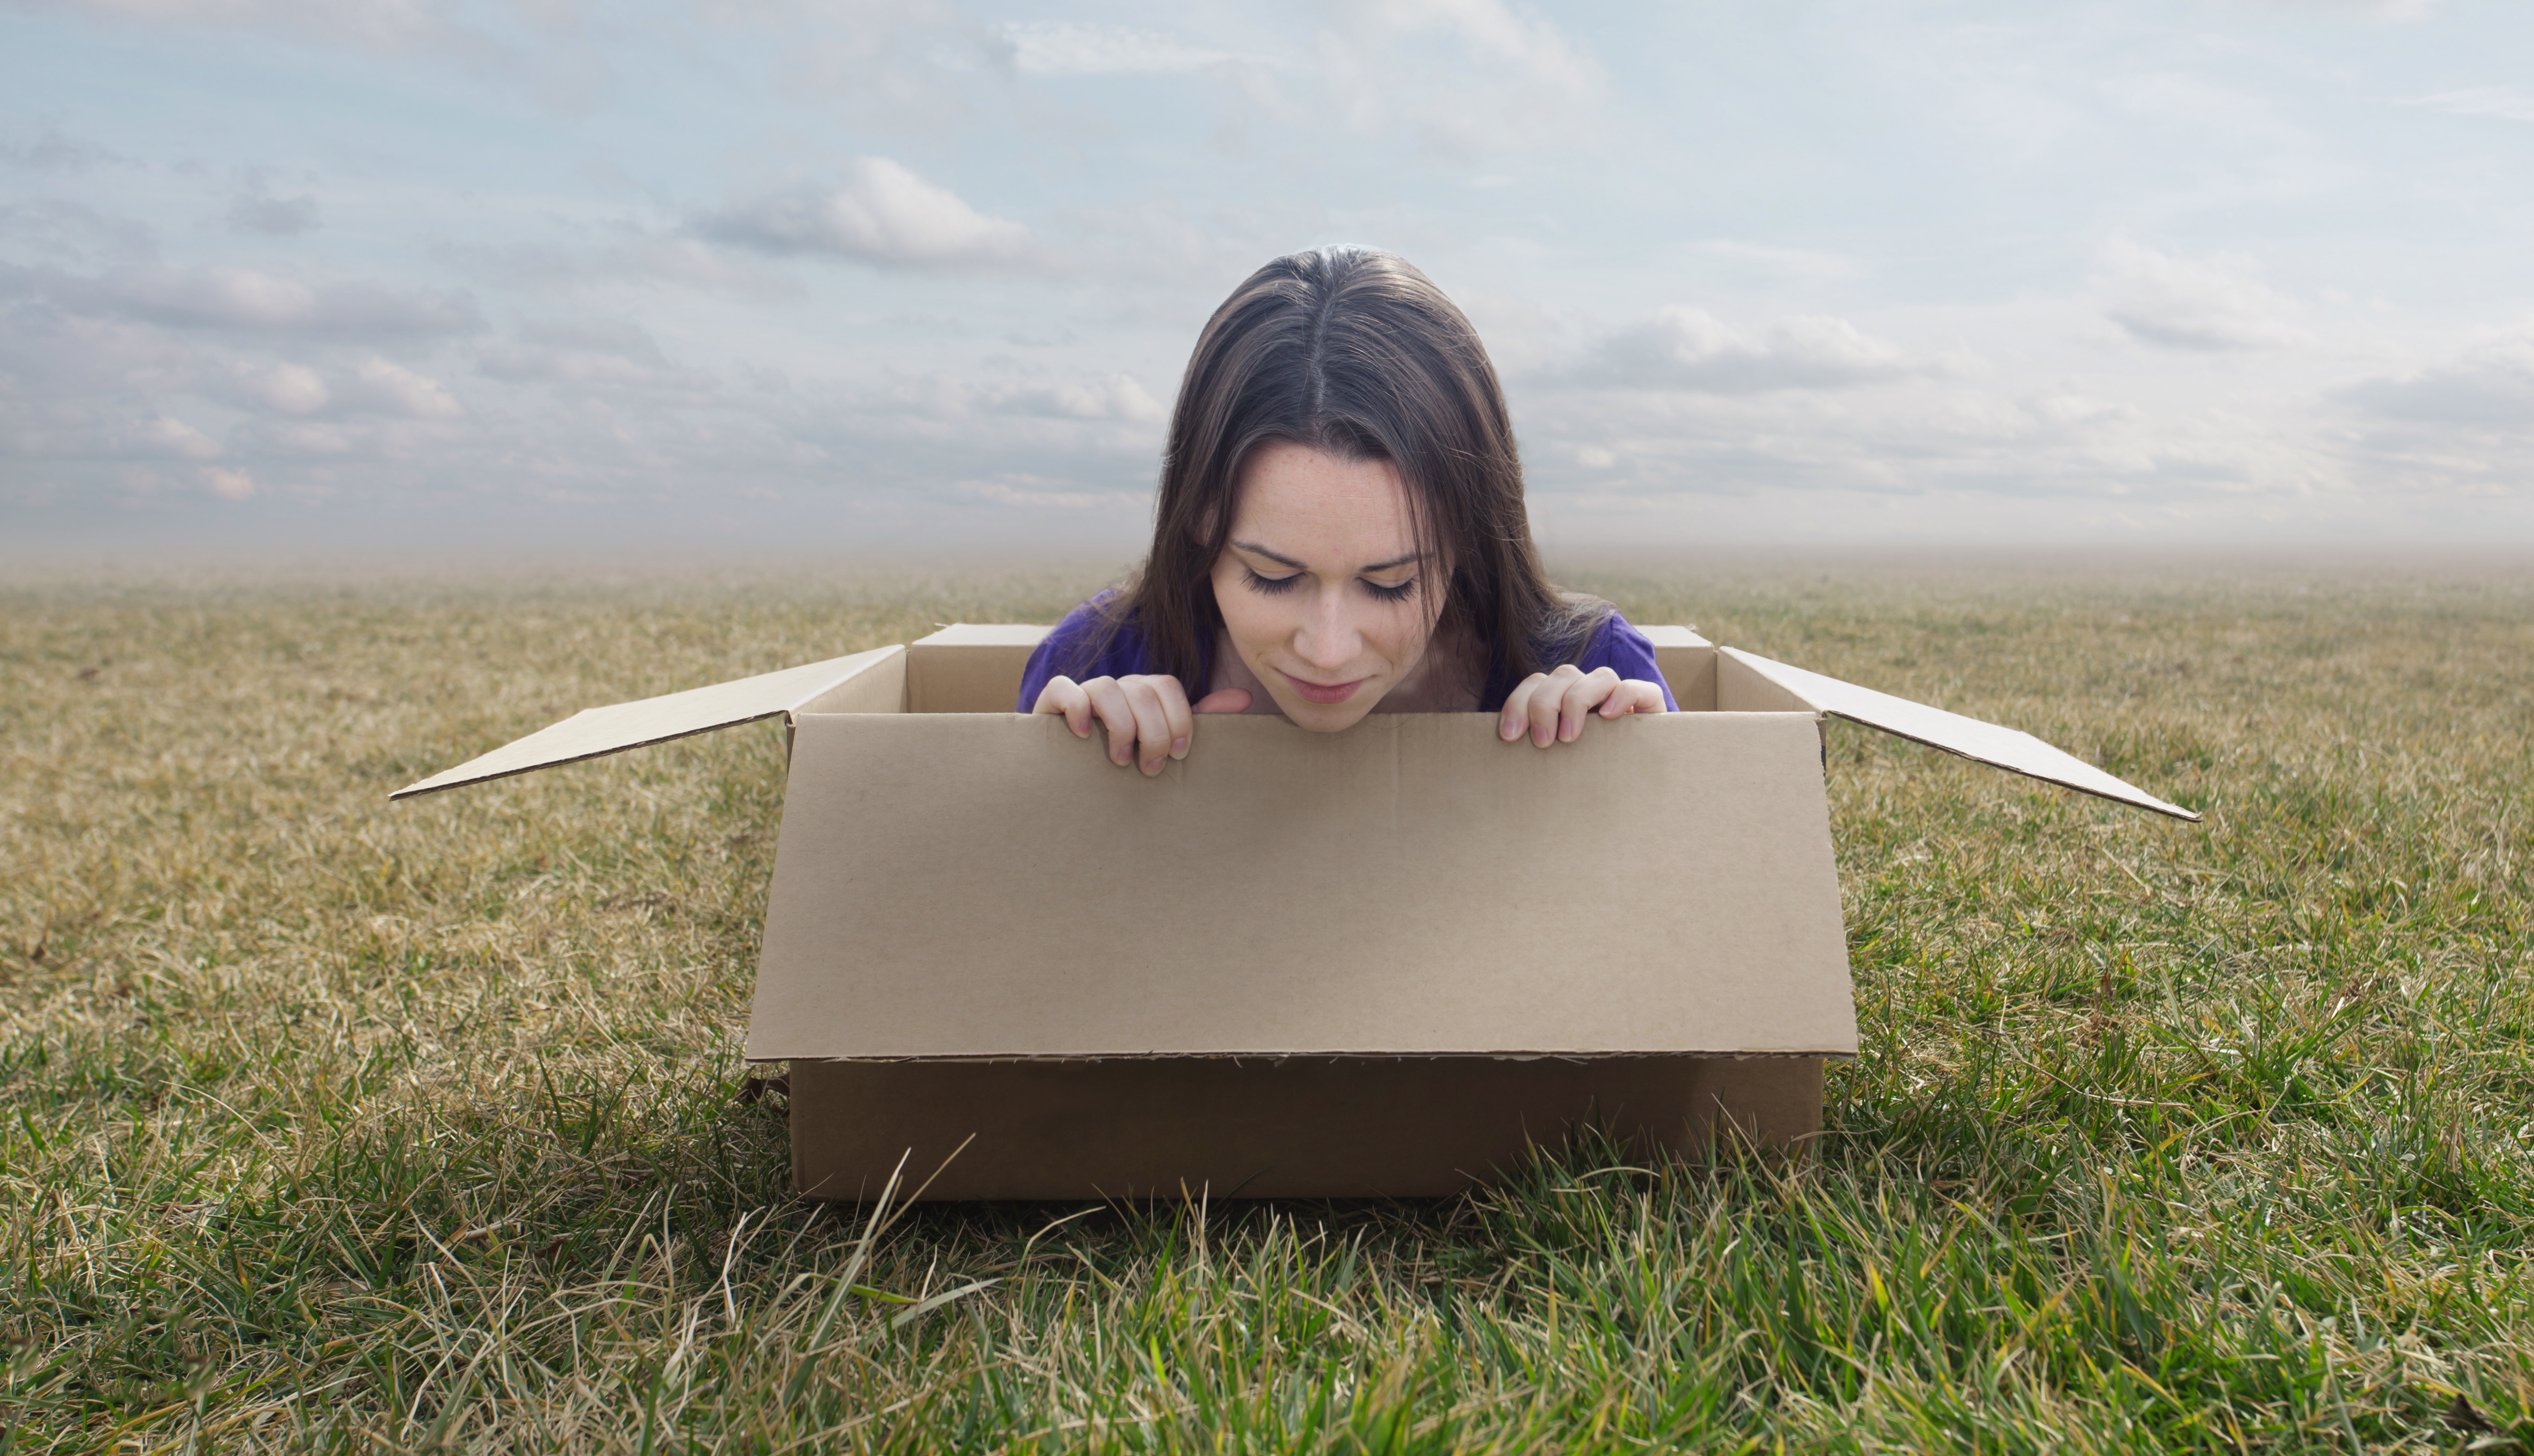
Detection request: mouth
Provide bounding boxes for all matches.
[1281,671,1367,706]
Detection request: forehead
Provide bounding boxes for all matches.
[1230,441,1419,563]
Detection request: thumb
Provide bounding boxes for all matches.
[1193,688,1252,714]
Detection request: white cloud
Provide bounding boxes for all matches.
[2097,240,2305,351]
[138,415,220,460]
[230,360,329,414]
[348,357,461,419]
[1317,0,1605,158]
[694,158,1033,270]
[2403,86,2534,123]
[1556,307,1927,393]
[476,318,704,392]
[34,0,463,51]
[204,466,255,500]
[998,21,1232,77]
[54,264,478,337]
[1004,374,1165,423]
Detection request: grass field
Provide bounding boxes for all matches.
[3,560,2531,1453]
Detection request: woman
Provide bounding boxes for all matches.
[1020,246,1674,775]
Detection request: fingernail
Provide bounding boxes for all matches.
[1500,718,1519,741]
[1171,737,1189,759]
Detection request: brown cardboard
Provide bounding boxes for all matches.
[749,711,1855,1060]
[1721,647,2200,820]
[394,617,2198,1200]
[390,646,904,800]
[905,623,1050,713]
[790,1056,1824,1201]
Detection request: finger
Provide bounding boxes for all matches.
[1193,688,1251,714]
[1085,678,1139,766]
[1120,679,1175,775]
[1500,674,1543,742]
[1561,668,1621,742]
[1034,676,1093,738]
[1142,675,1196,761]
[1535,665,1586,747]
[1598,679,1668,718]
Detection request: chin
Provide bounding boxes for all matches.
[1277,695,1375,733]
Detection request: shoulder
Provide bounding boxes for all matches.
[1575,612,1678,711]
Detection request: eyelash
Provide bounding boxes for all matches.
[1243,569,1419,603]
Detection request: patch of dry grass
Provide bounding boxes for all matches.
[2,560,2530,1452]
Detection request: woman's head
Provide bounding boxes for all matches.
[1120,246,1602,730]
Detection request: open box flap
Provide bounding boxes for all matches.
[391,646,904,801]
[748,710,1860,1061]
[1719,647,2200,822]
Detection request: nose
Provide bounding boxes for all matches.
[1291,584,1361,673]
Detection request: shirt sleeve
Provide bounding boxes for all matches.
[1578,612,1679,712]
[1015,596,1140,711]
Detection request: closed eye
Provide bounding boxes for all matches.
[1243,567,1304,596]
[1362,577,1418,603]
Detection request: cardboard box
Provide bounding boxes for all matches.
[395,623,2193,1200]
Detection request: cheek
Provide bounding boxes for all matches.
[1210,567,1278,654]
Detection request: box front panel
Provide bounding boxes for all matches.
[750,710,1856,1060]
[789,1056,1823,1201]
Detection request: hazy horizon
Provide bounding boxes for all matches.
[7,0,2534,560]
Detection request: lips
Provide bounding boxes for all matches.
[1283,672,1366,706]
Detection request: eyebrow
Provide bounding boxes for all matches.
[1230,540,1424,574]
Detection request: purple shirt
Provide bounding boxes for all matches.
[1016,596,1678,714]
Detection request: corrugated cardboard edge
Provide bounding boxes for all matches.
[1720,647,2201,822]
[390,645,905,801]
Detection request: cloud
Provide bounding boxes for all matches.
[0,200,156,267]
[950,474,1150,512]
[32,0,462,53]
[2403,86,2534,123]
[227,359,329,414]
[476,318,708,393]
[0,123,131,173]
[2335,331,2534,429]
[998,21,1232,77]
[228,170,320,236]
[45,263,479,337]
[204,466,255,500]
[2097,239,2304,351]
[999,374,1165,423]
[138,415,220,460]
[345,357,461,418]
[693,158,1033,270]
[1317,0,1605,159]
[1555,307,1927,393]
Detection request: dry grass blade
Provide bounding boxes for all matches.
[2,560,2530,1452]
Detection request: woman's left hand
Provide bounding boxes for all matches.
[1499,665,1667,747]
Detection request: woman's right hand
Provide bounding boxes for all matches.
[1033,674,1253,776]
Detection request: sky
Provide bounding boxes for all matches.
[3,0,2532,560]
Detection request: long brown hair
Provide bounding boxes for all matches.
[1093,246,1607,696]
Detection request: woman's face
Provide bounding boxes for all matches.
[1209,439,1446,733]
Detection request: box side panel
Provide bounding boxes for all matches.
[789,1056,1823,1201]
[391,646,904,801]
[907,643,1042,714]
[796,651,908,715]
[1716,650,1820,715]
[750,711,1858,1060]
[1649,638,1718,713]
